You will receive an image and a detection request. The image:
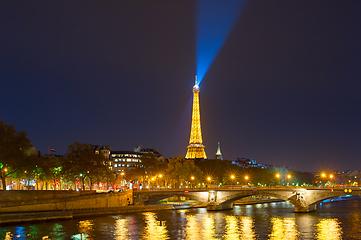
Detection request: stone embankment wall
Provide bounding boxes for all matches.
[0,190,95,207]
[0,190,133,213]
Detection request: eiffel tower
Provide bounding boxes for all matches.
[185,76,207,159]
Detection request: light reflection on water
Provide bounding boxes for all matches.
[223,215,257,240]
[269,217,299,240]
[315,219,342,240]
[114,218,129,240]
[0,199,360,239]
[224,216,240,240]
[239,216,256,240]
[141,212,169,240]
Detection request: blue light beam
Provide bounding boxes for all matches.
[196,0,248,84]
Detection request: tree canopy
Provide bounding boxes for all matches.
[0,120,32,189]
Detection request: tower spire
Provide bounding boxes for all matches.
[215,142,223,160]
[185,75,207,159]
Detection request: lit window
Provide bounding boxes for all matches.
[127,159,131,162]
[115,159,118,162]
[114,164,117,167]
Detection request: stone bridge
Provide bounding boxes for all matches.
[133,188,361,212]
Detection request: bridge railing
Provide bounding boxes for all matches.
[132,186,361,192]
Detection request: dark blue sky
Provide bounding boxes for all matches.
[1,1,361,172]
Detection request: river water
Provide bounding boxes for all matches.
[1,199,361,240]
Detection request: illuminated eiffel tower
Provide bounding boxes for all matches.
[185,76,207,159]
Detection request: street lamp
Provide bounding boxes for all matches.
[158,174,163,188]
[275,173,280,186]
[320,173,326,187]
[329,174,334,186]
[191,176,195,189]
[245,175,249,186]
[230,175,235,188]
[287,174,291,186]
[207,177,212,189]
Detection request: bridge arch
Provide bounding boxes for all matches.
[133,188,361,213]
[133,190,209,205]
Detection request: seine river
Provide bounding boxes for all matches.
[1,198,361,240]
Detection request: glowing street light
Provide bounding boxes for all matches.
[206,176,212,189]
[287,174,292,186]
[275,173,281,186]
[190,176,195,189]
[245,175,249,185]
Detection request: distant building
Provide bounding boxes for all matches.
[334,170,361,185]
[89,144,111,159]
[89,144,112,167]
[232,158,271,169]
[111,146,165,173]
[134,146,166,162]
[111,151,143,173]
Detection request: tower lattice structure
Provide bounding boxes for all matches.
[185,76,207,159]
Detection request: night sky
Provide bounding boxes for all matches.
[1,1,361,172]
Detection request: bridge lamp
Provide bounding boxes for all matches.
[190,176,195,189]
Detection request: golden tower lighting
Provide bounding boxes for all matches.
[185,75,207,159]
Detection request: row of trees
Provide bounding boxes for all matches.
[0,120,114,190]
[128,154,315,189]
